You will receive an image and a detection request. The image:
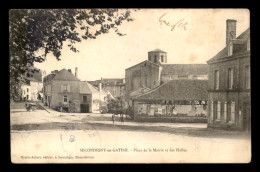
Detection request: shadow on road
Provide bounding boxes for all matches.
[11,118,250,140]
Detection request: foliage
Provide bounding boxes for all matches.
[9,9,137,101]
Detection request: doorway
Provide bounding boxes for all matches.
[80,104,89,113]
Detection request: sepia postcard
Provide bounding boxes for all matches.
[10,8,251,163]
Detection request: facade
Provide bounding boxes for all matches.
[43,69,81,112]
[80,81,113,113]
[207,19,250,131]
[20,67,43,101]
[125,48,208,105]
[132,80,208,122]
[88,78,125,99]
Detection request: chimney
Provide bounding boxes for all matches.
[75,67,78,78]
[226,19,237,46]
[68,69,72,73]
[98,82,102,92]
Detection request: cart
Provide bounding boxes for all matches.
[25,103,37,111]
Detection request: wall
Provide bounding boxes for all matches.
[135,116,207,123]
[125,61,160,101]
[21,85,31,100]
[207,54,250,130]
[50,80,81,112]
[30,81,43,101]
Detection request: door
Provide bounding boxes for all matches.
[80,104,89,113]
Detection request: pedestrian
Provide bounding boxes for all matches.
[112,114,115,124]
[121,114,124,123]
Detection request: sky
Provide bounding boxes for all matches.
[34,9,250,81]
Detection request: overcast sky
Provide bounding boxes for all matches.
[35,9,250,81]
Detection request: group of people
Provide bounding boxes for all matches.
[112,114,124,124]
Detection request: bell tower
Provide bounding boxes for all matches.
[148,49,167,64]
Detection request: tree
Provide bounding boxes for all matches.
[9,9,137,101]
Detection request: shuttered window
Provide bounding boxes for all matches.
[61,84,70,92]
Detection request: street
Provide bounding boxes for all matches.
[10,107,251,163]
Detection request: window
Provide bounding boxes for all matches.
[231,102,235,122]
[27,88,29,92]
[154,55,157,63]
[26,95,29,100]
[228,68,234,89]
[223,102,227,122]
[217,101,221,120]
[210,101,214,120]
[214,70,219,90]
[161,55,164,62]
[245,65,250,89]
[63,95,68,103]
[83,96,87,103]
[61,84,70,92]
[148,56,151,61]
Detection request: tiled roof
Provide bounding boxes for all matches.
[161,64,208,75]
[207,28,250,63]
[134,80,208,101]
[148,48,166,53]
[53,69,80,81]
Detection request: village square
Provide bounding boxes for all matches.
[10,9,251,163]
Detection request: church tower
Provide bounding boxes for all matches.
[148,48,167,64]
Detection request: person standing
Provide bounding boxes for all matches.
[112,114,115,124]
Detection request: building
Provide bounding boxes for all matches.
[88,78,125,99]
[125,49,208,106]
[43,68,81,112]
[21,67,43,101]
[79,81,114,113]
[132,80,208,122]
[43,68,113,113]
[207,19,250,131]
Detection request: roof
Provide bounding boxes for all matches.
[79,81,109,95]
[148,48,167,53]
[129,87,151,98]
[134,80,208,101]
[24,67,42,82]
[88,78,125,86]
[53,69,80,81]
[79,82,99,94]
[125,60,160,70]
[161,64,208,75]
[207,28,250,63]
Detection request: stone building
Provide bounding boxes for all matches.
[125,49,208,106]
[21,67,43,101]
[207,19,250,131]
[43,68,81,112]
[43,68,113,113]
